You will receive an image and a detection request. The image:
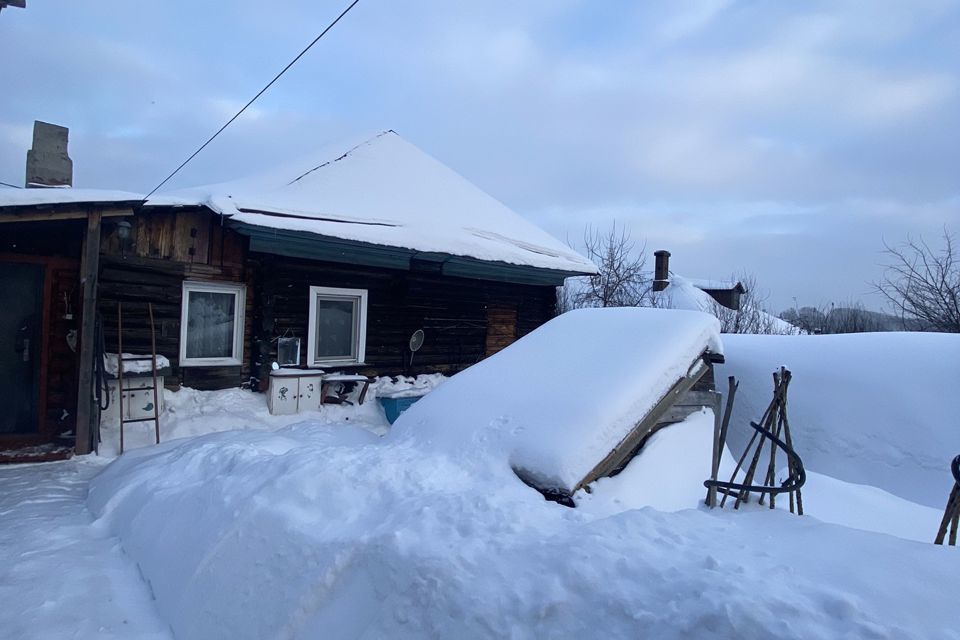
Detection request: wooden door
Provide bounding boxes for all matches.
[0,262,44,434]
[484,304,518,357]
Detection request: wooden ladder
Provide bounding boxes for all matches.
[117,302,161,454]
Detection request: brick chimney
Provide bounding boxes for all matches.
[653,250,671,292]
[25,120,72,188]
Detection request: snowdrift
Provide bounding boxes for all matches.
[88,419,960,640]
[391,306,723,495]
[85,327,960,639]
[719,332,960,507]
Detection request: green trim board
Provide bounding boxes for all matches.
[229,220,585,286]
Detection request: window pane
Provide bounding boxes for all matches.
[186,291,236,359]
[315,298,356,360]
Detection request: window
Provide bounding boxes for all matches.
[179,281,245,367]
[307,286,368,367]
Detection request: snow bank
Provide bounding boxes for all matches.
[576,409,737,515]
[392,307,723,493]
[88,420,960,640]
[97,386,389,458]
[719,332,960,507]
[371,373,445,398]
[82,327,960,638]
[577,410,944,543]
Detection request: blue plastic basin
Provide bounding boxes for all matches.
[379,396,422,424]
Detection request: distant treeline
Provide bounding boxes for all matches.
[779,304,932,334]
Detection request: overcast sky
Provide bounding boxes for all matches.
[1,1,957,312]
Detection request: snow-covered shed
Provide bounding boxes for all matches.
[0,130,594,454]
[393,307,725,504]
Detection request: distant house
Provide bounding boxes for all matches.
[0,128,595,455]
[687,279,746,311]
[650,250,795,335]
[652,250,745,311]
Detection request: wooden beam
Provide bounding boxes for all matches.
[0,209,133,224]
[75,210,102,455]
[574,359,711,492]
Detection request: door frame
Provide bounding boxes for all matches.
[0,253,73,447]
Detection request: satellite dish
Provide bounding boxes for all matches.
[409,329,425,352]
[408,329,425,368]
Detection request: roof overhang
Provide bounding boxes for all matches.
[693,281,746,294]
[229,218,586,286]
[0,200,140,223]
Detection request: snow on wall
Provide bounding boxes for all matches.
[391,306,723,493]
[719,332,960,508]
[147,131,596,275]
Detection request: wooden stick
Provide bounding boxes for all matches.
[717,377,738,462]
[117,302,125,455]
[778,371,802,515]
[735,372,783,509]
[707,377,738,507]
[721,378,778,508]
[149,303,160,445]
[935,486,960,545]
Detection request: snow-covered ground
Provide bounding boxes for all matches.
[86,413,959,639]
[0,459,171,640]
[3,325,959,639]
[719,332,960,507]
[97,377,415,457]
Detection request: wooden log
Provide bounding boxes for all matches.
[707,376,738,508]
[75,210,102,455]
[575,358,711,492]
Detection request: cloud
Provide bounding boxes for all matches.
[0,0,956,308]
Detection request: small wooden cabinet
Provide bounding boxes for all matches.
[107,375,165,421]
[267,370,324,415]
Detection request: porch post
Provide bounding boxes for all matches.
[75,209,102,455]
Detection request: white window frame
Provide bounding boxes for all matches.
[307,286,368,367]
[179,281,246,367]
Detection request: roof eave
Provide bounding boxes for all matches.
[228,218,589,286]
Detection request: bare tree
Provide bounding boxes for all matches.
[561,224,652,309]
[875,229,959,333]
[707,273,795,334]
[780,306,823,334]
[822,302,887,334]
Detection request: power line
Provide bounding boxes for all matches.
[145,0,362,199]
[0,180,23,188]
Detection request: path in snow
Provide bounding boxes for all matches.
[0,459,171,640]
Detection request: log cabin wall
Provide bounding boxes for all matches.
[248,252,557,390]
[0,221,83,443]
[98,209,251,390]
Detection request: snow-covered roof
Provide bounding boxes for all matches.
[0,186,143,209]
[659,275,798,334]
[147,131,596,275]
[688,278,744,292]
[393,307,723,494]
[655,275,723,313]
